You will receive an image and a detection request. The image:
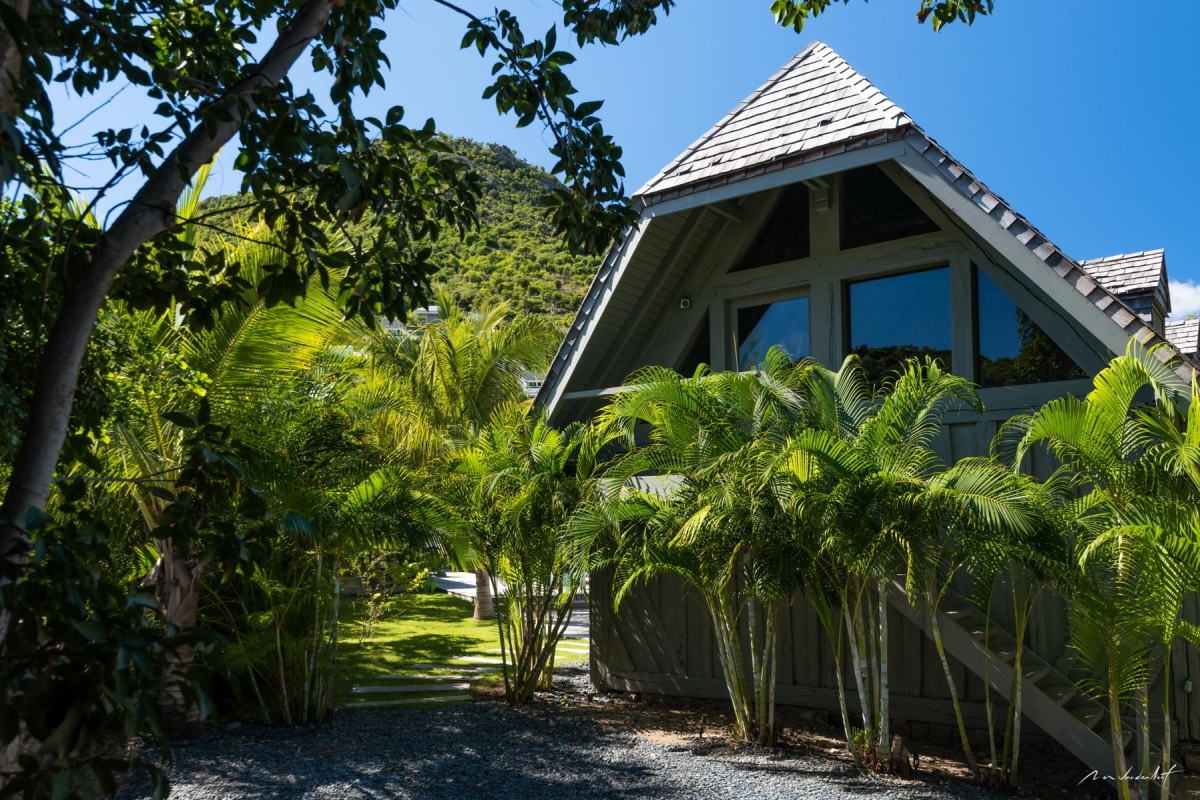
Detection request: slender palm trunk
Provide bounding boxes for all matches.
[863,585,880,738]
[248,660,271,724]
[303,551,323,724]
[710,591,754,740]
[831,639,862,767]
[1135,682,1150,800]
[319,558,340,721]
[275,622,292,726]
[490,573,515,702]
[843,601,872,736]
[810,588,861,767]
[1162,651,1174,798]
[876,579,890,758]
[709,605,745,734]
[983,590,1000,779]
[1000,648,1018,783]
[474,568,494,620]
[930,607,979,778]
[747,591,764,741]
[1108,678,1133,800]
[754,602,779,745]
[1006,580,1036,787]
[766,605,779,743]
[1008,635,1024,786]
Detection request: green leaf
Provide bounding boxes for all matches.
[161,411,199,428]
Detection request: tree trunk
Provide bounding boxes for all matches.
[1135,682,1150,800]
[0,0,31,186]
[813,591,862,769]
[931,607,979,779]
[1108,684,1133,800]
[0,0,335,568]
[1162,652,1173,799]
[843,601,872,736]
[831,641,861,768]
[158,543,204,738]
[710,596,753,740]
[474,568,494,619]
[983,591,1000,779]
[302,552,322,724]
[876,579,890,759]
[761,604,779,745]
[318,557,340,721]
[1008,637,1024,786]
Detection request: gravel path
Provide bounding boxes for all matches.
[123,668,1018,800]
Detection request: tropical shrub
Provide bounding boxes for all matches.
[569,352,812,744]
[356,291,560,622]
[438,406,599,703]
[1000,344,1200,800]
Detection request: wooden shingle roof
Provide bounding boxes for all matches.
[636,41,909,201]
[1167,318,1200,356]
[1079,249,1169,309]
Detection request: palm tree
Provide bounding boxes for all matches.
[781,355,1032,768]
[357,290,559,618]
[568,350,810,744]
[1002,343,1200,800]
[435,404,599,703]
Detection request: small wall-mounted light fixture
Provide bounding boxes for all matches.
[679,296,692,310]
[803,176,832,213]
[1185,679,1194,693]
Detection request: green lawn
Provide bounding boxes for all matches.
[335,592,588,707]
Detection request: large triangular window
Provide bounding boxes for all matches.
[729,184,810,273]
[976,267,1087,387]
[840,165,939,249]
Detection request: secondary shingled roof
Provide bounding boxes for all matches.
[1079,249,1169,303]
[1167,318,1200,356]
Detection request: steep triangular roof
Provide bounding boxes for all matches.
[637,41,909,200]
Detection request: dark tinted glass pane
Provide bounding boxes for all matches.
[977,268,1087,387]
[677,311,711,376]
[849,268,951,388]
[736,297,810,369]
[841,165,939,250]
[730,184,810,272]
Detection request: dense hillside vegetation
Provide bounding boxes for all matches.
[197,137,600,321]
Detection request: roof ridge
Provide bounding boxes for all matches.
[635,41,910,198]
[634,42,822,197]
[1079,248,1166,263]
[808,41,909,126]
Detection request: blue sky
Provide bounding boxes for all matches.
[53,1,1200,314]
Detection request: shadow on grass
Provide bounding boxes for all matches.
[334,594,506,703]
[395,594,481,625]
[389,632,488,665]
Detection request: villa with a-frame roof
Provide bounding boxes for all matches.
[534,42,1200,780]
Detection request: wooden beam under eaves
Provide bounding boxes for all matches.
[588,207,710,388]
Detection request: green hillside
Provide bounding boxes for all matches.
[197,137,600,321]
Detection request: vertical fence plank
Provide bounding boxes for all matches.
[777,597,795,686]
[903,615,923,697]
